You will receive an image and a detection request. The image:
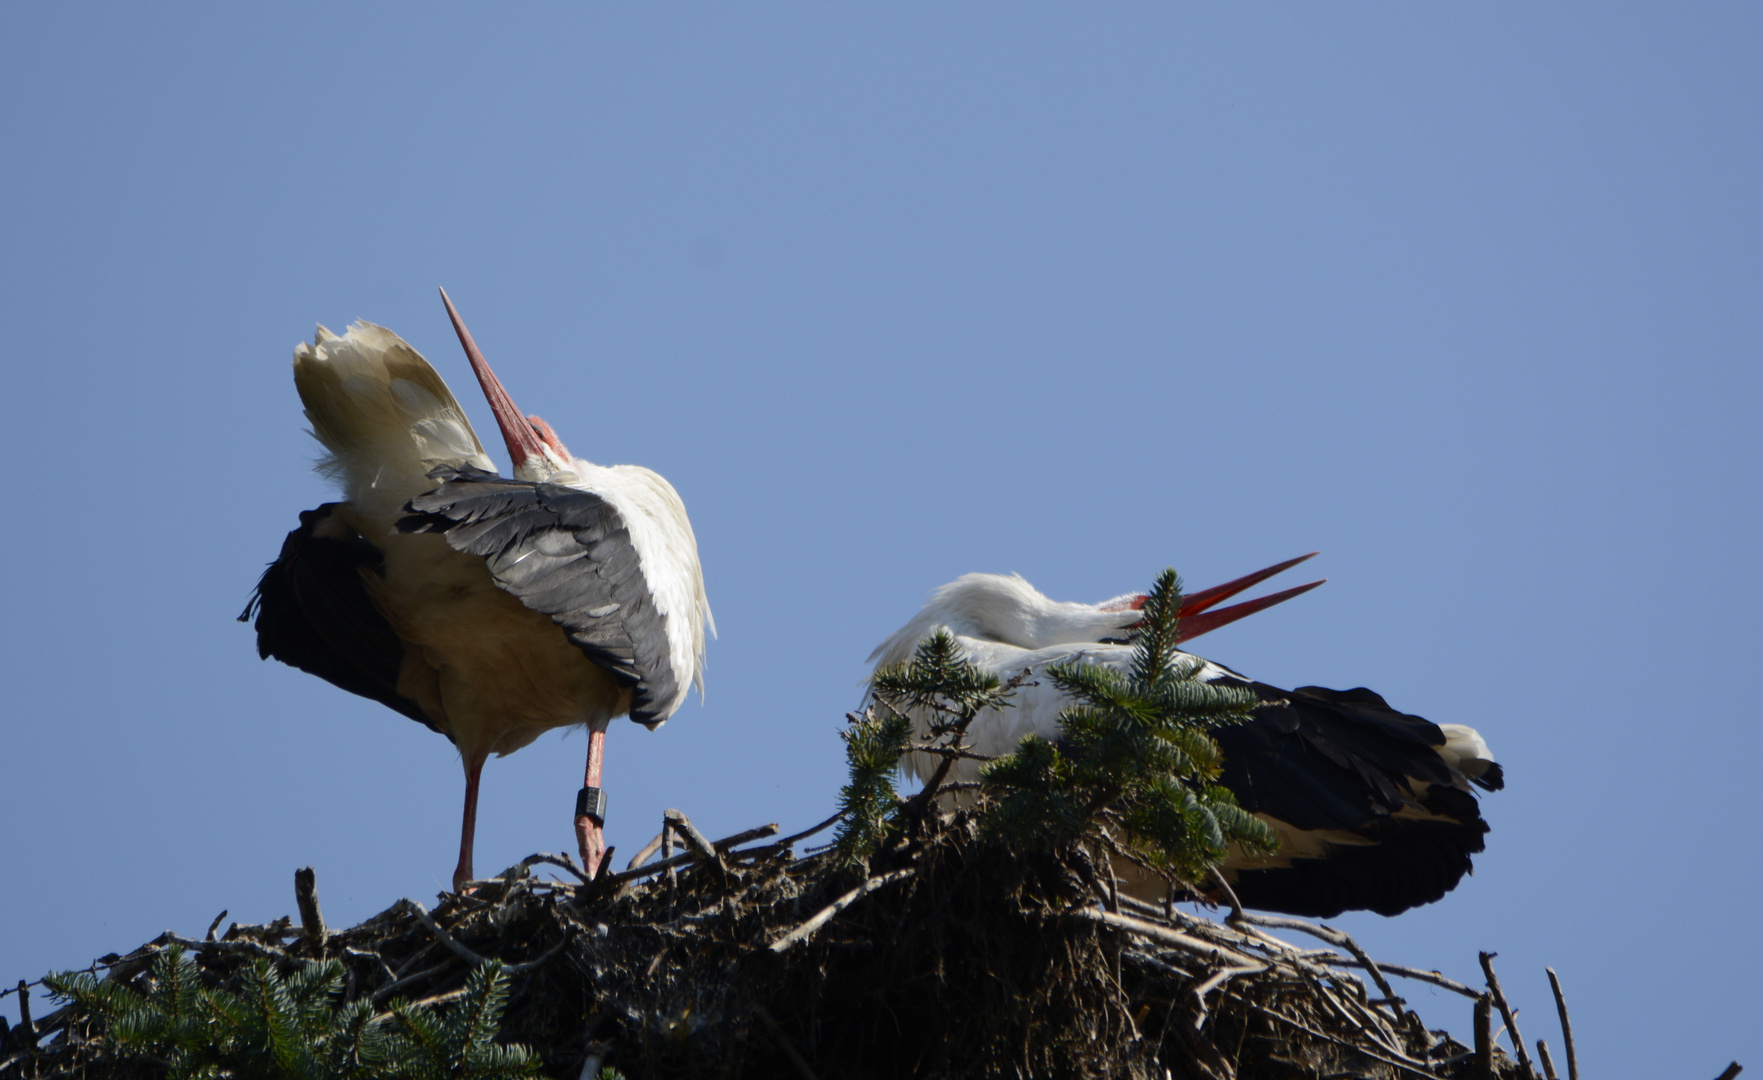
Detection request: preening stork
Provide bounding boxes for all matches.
[242,291,712,891]
[868,556,1502,918]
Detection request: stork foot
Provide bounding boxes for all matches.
[575,814,607,880]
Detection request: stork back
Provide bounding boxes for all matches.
[293,322,494,529]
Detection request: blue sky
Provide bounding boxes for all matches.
[2,6,1758,1075]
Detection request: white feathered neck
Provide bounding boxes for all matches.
[867,573,1141,672]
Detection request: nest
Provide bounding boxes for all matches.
[2,808,1563,1080]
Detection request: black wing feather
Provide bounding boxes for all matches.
[1212,680,1493,918]
[398,465,681,725]
[241,504,437,734]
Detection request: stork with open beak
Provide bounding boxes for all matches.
[243,291,712,890]
[868,556,1502,918]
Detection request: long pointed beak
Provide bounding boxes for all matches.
[439,288,544,471]
[1176,579,1325,644]
[1177,552,1319,619]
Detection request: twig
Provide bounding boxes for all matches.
[1479,952,1534,1078]
[157,933,287,963]
[1475,994,1493,1080]
[344,947,398,987]
[900,694,993,811]
[1310,977,1409,1062]
[370,960,456,1004]
[907,746,994,761]
[577,1040,611,1080]
[1236,913,1400,1007]
[610,823,781,885]
[14,981,33,1049]
[399,899,572,974]
[750,1001,822,1080]
[521,852,591,885]
[1245,1002,1442,1079]
[767,812,844,850]
[402,900,490,966]
[371,987,469,1024]
[769,869,916,953]
[1546,968,1578,1080]
[204,910,229,943]
[1537,1038,1559,1080]
[664,808,717,858]
[1073,907,1262,969]
[500,932,575,975]
[1210,867,1245,923]
[1313,956,1479,998]
[626,831,667,871]
[1190,963,1266,1030]
[722,827,789,858]
[1715,1065,1743,1080]
[294,867,326,944]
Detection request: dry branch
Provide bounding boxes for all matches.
[294,867,326,944]
[769,869,916,953]
[1546,967,1579,1080]
[1479,952,1534,1078]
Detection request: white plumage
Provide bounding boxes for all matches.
[868,570,1504,917]
[248,297,711,890]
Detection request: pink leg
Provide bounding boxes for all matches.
[452,756,485,893]
[574,717,612,876]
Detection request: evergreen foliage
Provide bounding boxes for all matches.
[848,568,1277,893]
[836,630,1011,867]
[831,705,913,868]
[43,946,544,1080]
[983,568,1277,883]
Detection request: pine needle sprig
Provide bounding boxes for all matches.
[981,568,1277,891]
[835,631,1016,868]
[870,630,1009,732]
[832,707,915,868]
[43,946,543,1079]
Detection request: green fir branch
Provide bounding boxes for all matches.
[833,707,914,868]
[44,945,544,1080]
[982,567,1278,890]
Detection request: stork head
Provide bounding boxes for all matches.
[439,288,576,483]
[868,555,1327,672]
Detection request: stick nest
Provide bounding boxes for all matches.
[2,808,1535,1080]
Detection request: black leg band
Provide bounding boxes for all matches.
[575,786,608,825]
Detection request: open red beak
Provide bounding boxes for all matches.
[439,288,545,471]
[1176,577,1324,643]
[1133,552,1326,645]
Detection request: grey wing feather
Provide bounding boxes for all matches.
[398,465,681,724]
[242,504,439,735]
[1211,678,1492,918]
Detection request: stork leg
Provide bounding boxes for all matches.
[452,755,486,893]
[574,717,612,877]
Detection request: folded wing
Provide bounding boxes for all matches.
[398,465,685,726]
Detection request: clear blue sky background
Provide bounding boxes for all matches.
[2,6,1757,1074]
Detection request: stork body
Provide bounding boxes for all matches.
[245,296,711,890]
[869,568,1500,918]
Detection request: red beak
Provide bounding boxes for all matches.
[1132,553,1326,645]
[1176,578,1325,644]
[439,288,545,471]
[1179,552,1318,618]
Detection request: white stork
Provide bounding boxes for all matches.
[242,291,712,891]
[868,557,1502,917]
